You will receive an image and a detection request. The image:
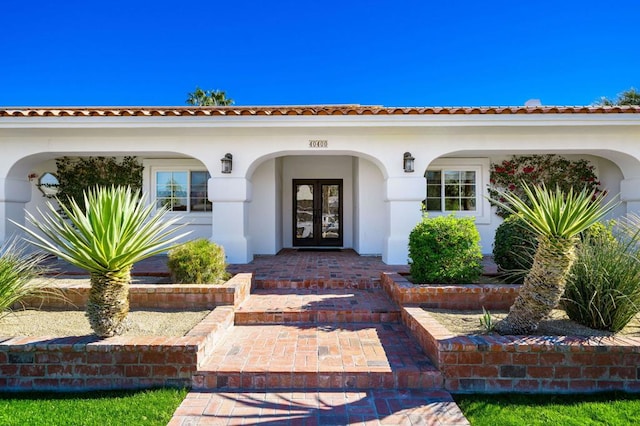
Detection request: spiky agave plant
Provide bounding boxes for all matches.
[490,183,618,335]
[15,186,188,337]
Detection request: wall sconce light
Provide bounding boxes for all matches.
[403,152,415,173]
[221,153,233,174]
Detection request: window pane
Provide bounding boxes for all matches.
[426,198,441,211]
[156,171,188,212]
[426,184,441,197]
[190,171,212,212]
[463,171,476,184]
[444,171,460,183]
[445,198,459,211]
[444,184,460,197]
[426,170,441,183]
[426,168,479,213]
[462,198,476,211]
[463,184,476,197]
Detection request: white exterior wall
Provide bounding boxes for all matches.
[1,111,639,264]
[249,158,279,254]
[353,157,385,255]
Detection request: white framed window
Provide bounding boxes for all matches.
[143,160,212,217]
[155,170,211,212]
[424,158,490,224]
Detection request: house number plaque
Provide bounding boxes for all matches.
[308,140,328,148]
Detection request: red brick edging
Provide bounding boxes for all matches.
[19,273,253,310]
[381,272,519,310]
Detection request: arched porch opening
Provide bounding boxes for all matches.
[245,151,389,261]
[423,149,636,254]
[4,151,214,247]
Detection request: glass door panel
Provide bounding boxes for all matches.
[321,184,340,240]
[295,183,314,240]
[293,179,342,247]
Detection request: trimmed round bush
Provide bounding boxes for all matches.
[492,215,538,283]
[167,239,229,284]
[408,215,482,284]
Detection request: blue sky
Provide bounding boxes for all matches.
[1,1,638,107]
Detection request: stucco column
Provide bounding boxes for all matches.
[209,177,252,264]
[0,178,32,243]
[383,176,425,265]
[620,178,640,215]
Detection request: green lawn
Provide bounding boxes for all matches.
[455,392,640,425]
[0,388,188,426]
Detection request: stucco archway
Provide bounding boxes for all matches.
[244,151,389,259]
[422,149,636,254]
[4,151,214,245]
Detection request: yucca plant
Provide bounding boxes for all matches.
[14,186,188,337]
[490,183,618,334]
[0,239,53,319]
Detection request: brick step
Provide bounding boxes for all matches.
[193,323,443,390]
[235,288,400,325]
[254,278,381,290]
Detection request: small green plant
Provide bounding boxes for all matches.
[167,239,229,284]
[408,215,482,284]
[0,240,54,318]
[479,307,495,333]
[564,216,640,332]
[492,215,538,283]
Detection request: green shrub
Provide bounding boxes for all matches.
[492,215,538,283]
[167,239,229,284]
[581,221,615,244]
[564,218,640,332]
[408,215,482,284]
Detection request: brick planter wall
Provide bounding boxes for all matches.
[381,272,519,310]
[19,273,252,310]
[403,306,640,394]
[383,272,640,393]
[0,273,252,392]
[0,306,234,392]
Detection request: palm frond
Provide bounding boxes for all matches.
[13,186,190,274]
[489,183,618,239]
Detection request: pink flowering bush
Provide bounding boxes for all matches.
[488,155,602,218]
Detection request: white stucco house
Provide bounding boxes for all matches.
[0,105,639,264]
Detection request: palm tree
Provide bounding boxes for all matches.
[596,87,640,106]
[490,184,618,335]
[15,186,188,337]
[186,87,234,106]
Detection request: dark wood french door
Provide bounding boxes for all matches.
[293,179,343,247]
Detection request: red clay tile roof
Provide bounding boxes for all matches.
[1,105,639,117]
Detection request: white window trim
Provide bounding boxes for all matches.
[143,159,212,225]
[425,158,491,224]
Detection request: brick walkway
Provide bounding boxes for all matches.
[193,323,441,390]
[234,288,400,324]
[173,250,470,425]
[49,249,471,424]
[228,249,410,288]
[169,389,468,425]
